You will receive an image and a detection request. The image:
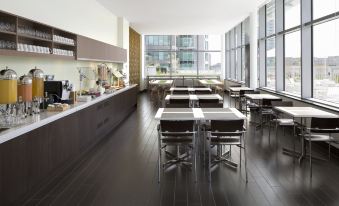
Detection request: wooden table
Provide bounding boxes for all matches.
[169,87,212,92]
[244,93,281,100]
[199,79,223,87]
[149,80,173,86]
[229,87,254,107]
[274,106,339,162]
[165,94,223,102]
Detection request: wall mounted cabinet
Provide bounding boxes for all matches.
[77,35,127,63]
[0,10,127,63]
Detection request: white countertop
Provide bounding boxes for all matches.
[0,85,137,145]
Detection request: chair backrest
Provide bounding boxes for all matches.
[271,101,293,107]
[165,103,190,108]
[262,99,282,107]
[194,85,207,88]
[210,120,244,136]
[160,120,195,135]
[245,90,260,94]
[172,90,189,95]
[199,102,223,108]
[169,98,190,104]
[195,90,212,94]
[199,98,219,104]
[174,86,188,88]
[311,117,339,133]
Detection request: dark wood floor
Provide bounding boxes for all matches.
[23,93,339,206]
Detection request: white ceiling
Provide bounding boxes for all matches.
[97,0,266,34]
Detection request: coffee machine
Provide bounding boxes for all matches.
[44,80,72,103]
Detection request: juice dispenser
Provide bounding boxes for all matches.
[0,67,18,126]
[28,67,44,114]
[17,75,32,117]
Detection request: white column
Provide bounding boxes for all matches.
[249,10,258,89]
[117,17,130,83]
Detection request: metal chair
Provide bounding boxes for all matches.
[268,101,294,146]
[206,119,248,182]
[304,117,339,178]
[198,98,219,108]
[165,103,190,108]
[195,90,212,95]
[157,120,197,182]
[258,99,282,130]
[199,102,223,108]
[172,90,189,95]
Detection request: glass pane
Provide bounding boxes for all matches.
[203,35,221,50]
[313,19,339,104]
[284,0,300,29]
[284,31,301,95]
[313,0,339,20]
[176,35,196,48]
[198,52,221,75]
[145,51,171,75]
[266,37,276,89]
[241,47,246,81]
[266,1,275,36]
[172,51,197,75]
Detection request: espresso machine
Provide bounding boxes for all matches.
[0,67,18,126]
[17,75,33,117]
[44,80,72,103]
[28,67,44,114]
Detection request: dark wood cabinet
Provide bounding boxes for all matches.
[0,86,137,206]
[77,35,127,63]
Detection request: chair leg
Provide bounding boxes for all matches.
[268,119,272,143]
[328,142,331,160]
[158,130,162,183]
[194,134,197,183]
[203,126,206,166]
[239,144,242,168]
[244,134,248,183]
[275,122,279,149]
[208,137,212,183]
[309,139,312,178]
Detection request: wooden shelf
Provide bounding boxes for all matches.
[0,30,16,36]
[18,34,52,42]
[0,49,75,60]
[53,41,75,47]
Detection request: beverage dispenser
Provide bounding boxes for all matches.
[17,75,32,117]
[28,67,44,114]
[0,67,18,126]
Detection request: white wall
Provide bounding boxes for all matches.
[0,0,119,45]
[0,0,132,89]
[0,56,118,91]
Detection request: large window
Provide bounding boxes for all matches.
[284,0,300,29]
[266,1,275,36]
[313,18,339,104]
[225,17,250,83]
[313,0,339,20]
[144,35,221,76]
[266,37,276,89]
[284,31,301,95]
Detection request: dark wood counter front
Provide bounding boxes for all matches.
[0,86,138,206]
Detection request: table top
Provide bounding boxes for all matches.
[155,107,245,120]
[229,87,254,92]
[155,108,204,120]
[169,87,212,92]
[274,107,339,118]
[199,79,223,85]
[149,80,173,85]
[244,93,281,100]
[165,94,223,101]
[201,108,246,120]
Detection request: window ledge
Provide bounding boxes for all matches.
[258,87,339,113]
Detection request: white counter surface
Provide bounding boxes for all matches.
[0,85,137,145]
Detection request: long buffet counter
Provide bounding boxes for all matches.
[0,85,137,144]
[0,85,138,205]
